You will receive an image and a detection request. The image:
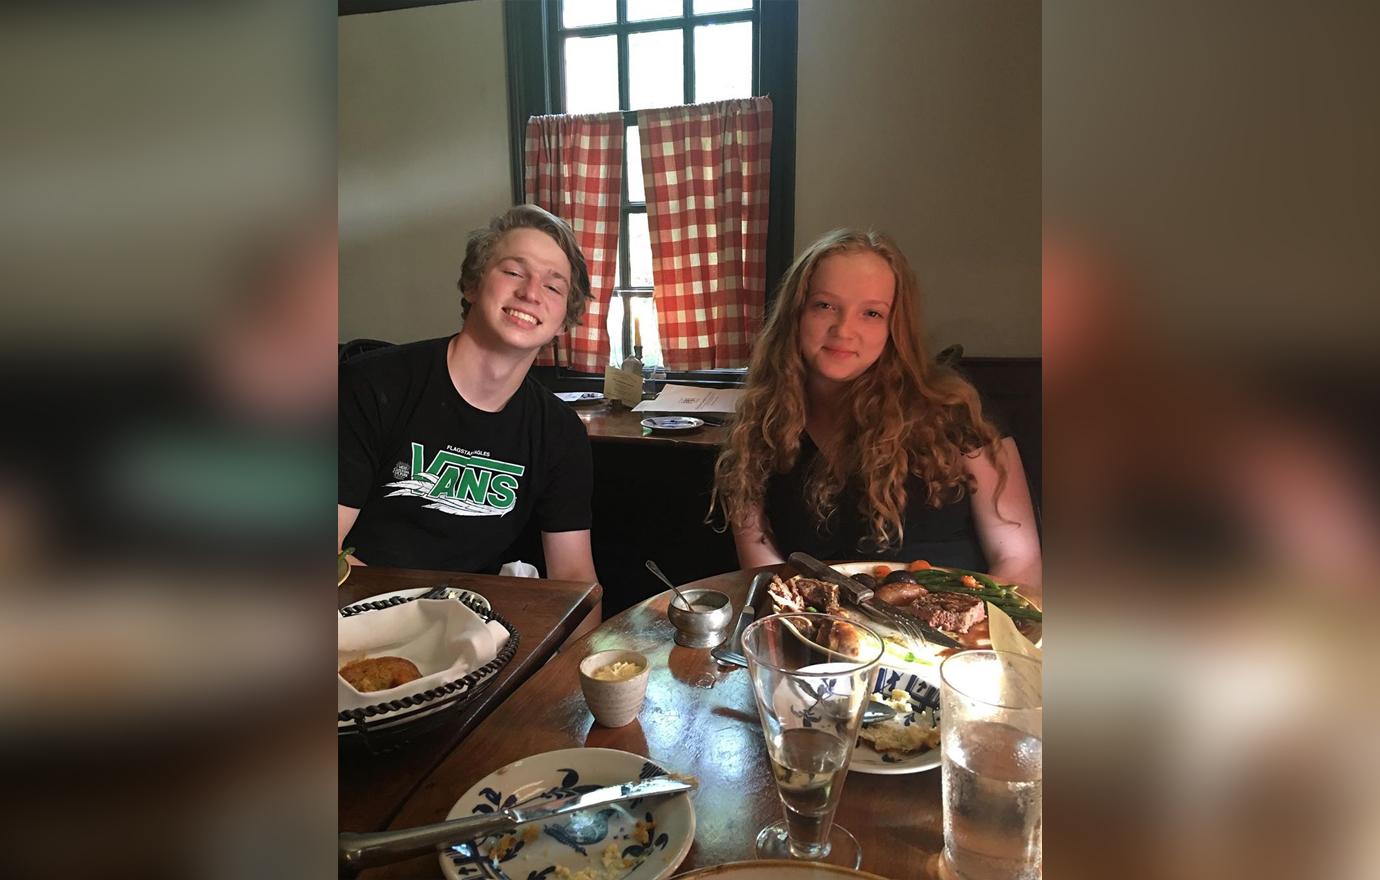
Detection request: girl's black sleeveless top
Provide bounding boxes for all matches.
[764,433,988,569]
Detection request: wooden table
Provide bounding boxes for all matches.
[338,566,602,835]
[354,566,942,880]
[573,403,727,448]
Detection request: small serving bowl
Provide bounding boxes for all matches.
[578,649,651,727]
[666,588,734,648]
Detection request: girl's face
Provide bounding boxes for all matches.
[797,250,896,387]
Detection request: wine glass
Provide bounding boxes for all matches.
[741,612,884,868]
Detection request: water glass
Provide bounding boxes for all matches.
[939,650,1042,880]
[742,613,883,868]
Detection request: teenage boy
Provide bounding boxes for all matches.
[338,205,597,582]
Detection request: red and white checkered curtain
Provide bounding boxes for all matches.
[637,97,772,371]
[523,112,623,371]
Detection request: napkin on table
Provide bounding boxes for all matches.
[984,601,1042,706]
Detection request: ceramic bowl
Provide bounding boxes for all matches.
[578,649,651,727]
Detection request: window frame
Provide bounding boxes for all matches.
[505,0,797,383]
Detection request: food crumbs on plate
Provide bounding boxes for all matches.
[589,660,644,681]
[602,843,633,869]
[667,771,699,788]
[634,818,655,845]
[549,836,647,880]
[521,825,539,843]
[486,834,519,861]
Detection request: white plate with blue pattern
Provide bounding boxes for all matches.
[440,747,696,880]
[851,667,942,776]
[640,416,704,433]
[556,391,607,407]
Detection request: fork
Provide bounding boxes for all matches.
[785,553,960,650]
[855,601,934,649]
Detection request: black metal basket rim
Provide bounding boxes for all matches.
[337,593,520,726]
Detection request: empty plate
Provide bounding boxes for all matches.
[440,747,695,880]
[641,417,705,433]
[556,391,606,407]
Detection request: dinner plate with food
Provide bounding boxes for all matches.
[851,682,941,775]
[765,558,1042,774]
[768,559,1042,666]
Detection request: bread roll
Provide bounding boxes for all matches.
[339,656,422,692]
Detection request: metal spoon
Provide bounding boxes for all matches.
[862,701,898,726]
[645,560,694,611]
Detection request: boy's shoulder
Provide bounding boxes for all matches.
[519,373,587,435]
[341,337,449,382]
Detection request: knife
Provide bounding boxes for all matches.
[786,552,963,650]
[711,570,773,668]
[338,776,693,873]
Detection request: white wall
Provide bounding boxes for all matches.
[339,0,1040,357]
[339,1,511,344]
[795,0,1040,356]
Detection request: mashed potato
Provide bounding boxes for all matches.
[589,660,643,681]
[857,688,940,758]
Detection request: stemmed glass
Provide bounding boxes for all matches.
[741,612,884,869]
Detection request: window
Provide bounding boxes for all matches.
[507,0,797,378]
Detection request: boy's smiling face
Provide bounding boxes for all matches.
[465,227,572,352]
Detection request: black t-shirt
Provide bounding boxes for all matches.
[339,337,592,573]
[764,433,989,570]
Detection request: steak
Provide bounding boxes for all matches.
[905,590,987,634]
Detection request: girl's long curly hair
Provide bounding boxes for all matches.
[710,229,1007,554]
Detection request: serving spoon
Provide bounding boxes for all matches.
[645,560,694,611]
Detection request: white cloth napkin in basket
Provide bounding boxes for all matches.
[337,598,510,711]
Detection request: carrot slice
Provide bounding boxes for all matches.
[871,565,892,578]
[907,559,932,571]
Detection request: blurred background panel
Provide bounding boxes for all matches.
[1044,2,1380,879]
[0,3,335,879]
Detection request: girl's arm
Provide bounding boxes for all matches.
[732,503,786,569]
[968,438,1043,591]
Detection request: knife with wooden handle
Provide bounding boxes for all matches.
[787,552,963,649]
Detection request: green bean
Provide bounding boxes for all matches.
[943,567,1003,591]
[889,566,1042,622]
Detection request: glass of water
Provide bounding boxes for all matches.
[742,612,883,869]
[939,650,1043,880]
